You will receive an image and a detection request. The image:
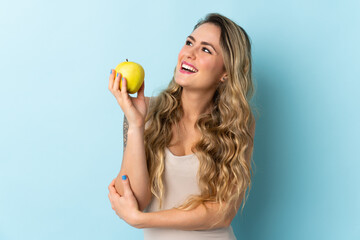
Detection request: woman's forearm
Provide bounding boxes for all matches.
[135,203,231,230]
[115,125,151,211]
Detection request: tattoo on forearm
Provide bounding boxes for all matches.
[123,116,129,151]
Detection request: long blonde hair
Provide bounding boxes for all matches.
[144,13,257,228]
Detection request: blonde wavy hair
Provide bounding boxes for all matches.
[144,13,257,228]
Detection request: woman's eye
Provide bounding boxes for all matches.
[185,40,212,54]
[203,47,211,54]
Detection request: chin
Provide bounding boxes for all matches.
[174,72,183,84]
[174,77,186,87]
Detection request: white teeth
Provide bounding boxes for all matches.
[181,63,197,73]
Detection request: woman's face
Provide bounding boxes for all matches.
[174,23,227,92]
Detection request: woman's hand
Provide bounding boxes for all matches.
[108,176,142,228]
[108,70,147,127]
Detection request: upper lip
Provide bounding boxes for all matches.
[181,61,198,72]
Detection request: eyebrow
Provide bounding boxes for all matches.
[187,35,218,54]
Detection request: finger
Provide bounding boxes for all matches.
[109,186,117,196]
[121,175,133,197]
[121,77,128,95]
[108,178,116,191]
[137,80,145,98]
[109,188,121,201]
[110,178,116,186]
[113,72,122,92]
[108,182,119,195]
[108,69,116,91]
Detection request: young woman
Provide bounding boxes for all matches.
[108,13,256,240]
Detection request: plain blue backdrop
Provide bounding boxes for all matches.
[1,0,359,239]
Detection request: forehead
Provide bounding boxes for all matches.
[191,23,221,46]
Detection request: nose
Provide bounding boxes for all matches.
[185,46,196,60]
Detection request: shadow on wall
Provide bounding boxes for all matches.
[231,57,294,239]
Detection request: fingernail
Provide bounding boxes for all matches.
[122,77,125,81]
[117,73,119,77]
[110,69,112,74]
[122,175,127,180]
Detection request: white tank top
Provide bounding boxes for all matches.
[143,97,236,240]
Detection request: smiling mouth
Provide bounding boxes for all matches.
[180,61,198,74]
[179,68,197,74]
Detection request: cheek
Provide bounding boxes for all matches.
[178,48,186,60]
[201,59,220,74]
[199,59,225,82]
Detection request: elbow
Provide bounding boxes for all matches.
[207,219,231,230]
[206,215,233,230]
[224,218,232,228]
[199,204,233,230]
[222,213,235,228]
[139,190,152,212]
[138,195,151,212]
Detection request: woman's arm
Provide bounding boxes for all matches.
[134,200,242,230]
[109,175,244,231]
[114,97,152,212]
[108,71,151,212]
[109,112,256,229]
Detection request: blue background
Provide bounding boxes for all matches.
[1,0,359,239]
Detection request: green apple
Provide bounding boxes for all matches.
[114,59,145,94]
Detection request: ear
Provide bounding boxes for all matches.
[220,73,228,83]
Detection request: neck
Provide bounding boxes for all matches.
[180,88,215,123]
